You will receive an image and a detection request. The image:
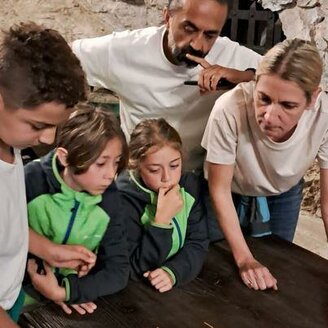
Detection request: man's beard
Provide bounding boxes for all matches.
[171,44,207,68]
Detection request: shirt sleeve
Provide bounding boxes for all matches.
[72,34,115,89]
[201,92,238,165]
[65,191,130,304]
[317,130,328,169]
[161,173,209,286]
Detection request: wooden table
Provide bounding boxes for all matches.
[19,236,328,328]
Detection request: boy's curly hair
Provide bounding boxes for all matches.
[0,22,87,110]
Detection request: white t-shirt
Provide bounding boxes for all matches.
[202,81,328,196]
[0,149,28,310]
[72,26,261,170]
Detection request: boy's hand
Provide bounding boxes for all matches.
[47,244,96,273]
[29,229,96,273]
[55,301,97,315]
[143,268,174,293]
[27,259,66,302]
[154,185,183,225]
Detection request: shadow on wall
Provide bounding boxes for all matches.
[120,0,145,5]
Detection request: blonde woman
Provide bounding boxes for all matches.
[202,39,326,291]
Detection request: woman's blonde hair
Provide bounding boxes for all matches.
[56,104,128,174]
[256,38,323,102]
[129,118,183,170]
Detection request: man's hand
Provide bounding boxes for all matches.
[55,301,97,315]
[238,257,278,291]
[144,268,174,293]
[186,54,255,95]
[154,185,183,225]
[27,259,66,302]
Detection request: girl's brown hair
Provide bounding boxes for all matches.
[129,118,183,170]
[56,104,128,175]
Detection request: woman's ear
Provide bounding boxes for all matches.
[308,86,322,108]
[56,147,69,167]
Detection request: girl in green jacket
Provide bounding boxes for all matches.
[117,118,209,293]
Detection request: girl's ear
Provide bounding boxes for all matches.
[56,147,69,167]
[308,86,321,108]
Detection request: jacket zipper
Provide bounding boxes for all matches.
[62,200,80,244]
[55,200,80,275]
[172,217,182,250]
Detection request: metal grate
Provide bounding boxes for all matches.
[221,0,285,54]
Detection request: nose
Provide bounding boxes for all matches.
[38,127,56,145]
[104,163,116,180]
[190,33,204,52]
[161,168,170,183]
[263,103,280,125]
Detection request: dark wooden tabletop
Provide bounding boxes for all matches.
[20,236,328,328]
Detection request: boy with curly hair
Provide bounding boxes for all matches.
[0,22,90,327]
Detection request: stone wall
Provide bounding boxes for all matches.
[2,0,327,89]
[260,0,328,91]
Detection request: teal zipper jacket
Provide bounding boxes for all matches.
[116,170,209,286]
[24,151,129,304]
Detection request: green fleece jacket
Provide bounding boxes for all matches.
[24,151,129,304]
[116,170,209,286]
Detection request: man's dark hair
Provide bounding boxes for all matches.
[168,0,230,11]
[0,22,87,110]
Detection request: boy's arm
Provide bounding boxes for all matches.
[0,307,19,328]
[122,194,174,279]
[63,193,129,304]
[29,228,96,269]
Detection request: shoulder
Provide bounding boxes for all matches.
[211,81,255,121]
[24,159,47,187]
[24,158,51,202]
[104,26,162,47]
[99,182,121,216]
[179,172,202,199]
[208,37,262,65]
[316,91,328,115]
[73,26,162,54]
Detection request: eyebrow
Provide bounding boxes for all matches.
[184,20,220,35]
[30,121,56,129]
[100,154,122,160]
[146,157,181,167]
[258,91,300,106]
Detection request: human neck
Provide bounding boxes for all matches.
[61,168,81,192]
[0,139,14,163]
[162,30,175,65]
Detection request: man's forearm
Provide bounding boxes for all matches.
[239,68,256,83]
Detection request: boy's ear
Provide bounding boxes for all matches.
[0,92,4,112]
[56,147,69,167]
